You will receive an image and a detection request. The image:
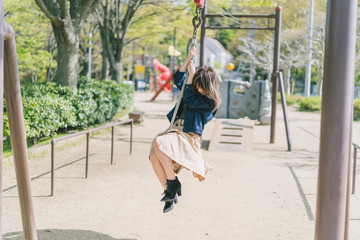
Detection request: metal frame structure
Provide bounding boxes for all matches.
[0,2,4,239]
[50,119,133,196]
[0,2,38,238]
[352,143,359,194]
[199,1,291,151]
[314,0,358,239]
[200,0,359,238]
[0,0,357,239]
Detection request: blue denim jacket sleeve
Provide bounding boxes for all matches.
[173,70,186,90]
[183,84,214,110]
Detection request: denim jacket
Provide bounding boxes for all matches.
[166,70,217,136]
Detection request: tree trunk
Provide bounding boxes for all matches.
[117,61,123,83]
[110,61,123,83]
[107,39,124,83]
[99,0,143,83]
[52,25,79,89]
[101,53,109,80]
[80,49,89,77]
[127,59,131,82]
[55,41,79,88]
[100,27,109,80]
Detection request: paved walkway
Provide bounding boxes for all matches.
[3,92,360,240]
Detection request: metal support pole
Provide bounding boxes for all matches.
[304,0,315,97]
[205,26,275,30]
[130,121,133,155]
[314,0,358,239]
[111,126,114,164]
[142,46,145,65]
[226,81,230,118]
[270,6,282,144]
[4,23,37,240]
[249,21,255,84]
[85,132,90,178]
[206,13,276,18]
[0,1,4,239]
[345,142,352,240]
[51,140,55,196]
[278,72,292,151]
[353,147,358,194]
[199,0,207,67]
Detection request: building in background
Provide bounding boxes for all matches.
[196,37,233,76]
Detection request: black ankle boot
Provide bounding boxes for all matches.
[161,176,182,202]
[163,195,178,213]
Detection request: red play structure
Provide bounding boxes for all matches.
[150,59,173,101]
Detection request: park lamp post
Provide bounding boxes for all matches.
[304,0,315,97]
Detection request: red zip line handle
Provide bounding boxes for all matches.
[194,0,204,9]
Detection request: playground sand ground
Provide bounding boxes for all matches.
[3,92,360,240]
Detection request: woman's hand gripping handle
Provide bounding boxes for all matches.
[179,47,197,73]
[178,47,197,84]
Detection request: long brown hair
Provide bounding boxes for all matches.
[192,66,221,111]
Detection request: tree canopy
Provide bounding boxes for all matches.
[3,0,359,90]
[5,0,56,83]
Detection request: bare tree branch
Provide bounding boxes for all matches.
[79,43,86,54]
[34,0,62,25]
[120,0,143,34]
[79,0,101,22]
[124,36,145,45]
[56,0,69,19]
[131,12,158,25]
[69,0,100,27]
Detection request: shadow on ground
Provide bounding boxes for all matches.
[3,229,136,240]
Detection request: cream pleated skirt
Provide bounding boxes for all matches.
[152,120,212,181]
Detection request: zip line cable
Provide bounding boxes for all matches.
[206,5,241,25]
[207,0,238,18]
[207,0,240,23]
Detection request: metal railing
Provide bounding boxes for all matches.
[352,142,360,194]
[50,119,134,196]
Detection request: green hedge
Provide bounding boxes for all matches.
[354,99,360,121]
[299,96,322,112]
[277,93,304,106]
[300,97,360,121]
[23,96,77,138]
[4,77,134,139]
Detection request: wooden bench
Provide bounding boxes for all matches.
[128,111,145,124]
